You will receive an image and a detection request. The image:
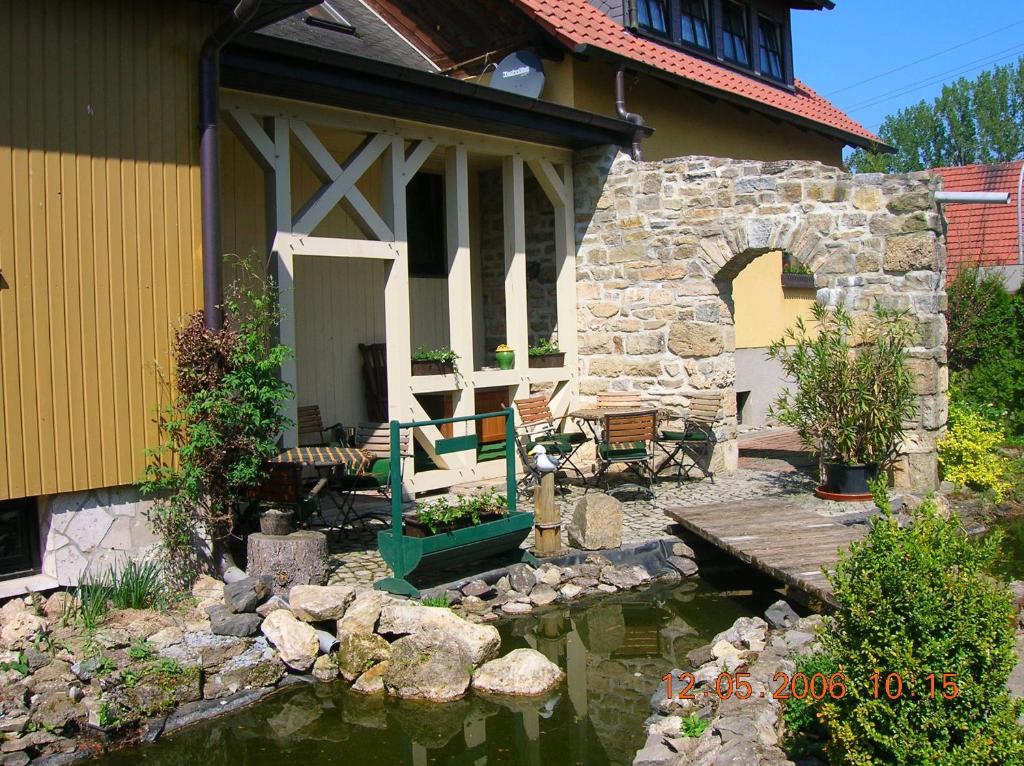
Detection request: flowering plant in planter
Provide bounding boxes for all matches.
[528,337,565,368]
[409,492,508,536]
[411,346,460,376]
[768,303,917,494]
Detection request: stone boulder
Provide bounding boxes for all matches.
[224,577,269,614]
[567,494,622,550]
[202,638,284,699]
[337,590,390,638]
[260,610,320,671]
[600,564,652,590]
[191,575,225,602]
[507,564,537,594]
[336,632,392,682]
[383,630,472,701]
[0,611,48,651]
[256,595,290,618]
[378,602,500,665]
[312,654,339,683]
[667,555,698,577]
[289,585,355,622]
[352,661,389,695]
[208,606,263,638]
[471,649,564,696]
[764,600,800,630]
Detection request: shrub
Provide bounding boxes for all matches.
[817,498,1024,765]
[679,713,710,738]
[768,303,917,467]
[939,403,1012,502]
[947,268,1024,438]
[783,652,835,757]
[141,254,293,588]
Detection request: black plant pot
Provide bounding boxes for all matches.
[823,462,880,495]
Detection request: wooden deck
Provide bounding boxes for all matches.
[665,500,869,607]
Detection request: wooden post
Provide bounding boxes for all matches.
[533,471,562,556]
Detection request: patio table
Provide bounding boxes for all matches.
[270,446,376,532]
[570,406,685,479]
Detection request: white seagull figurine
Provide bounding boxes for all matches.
[529,443,561,473]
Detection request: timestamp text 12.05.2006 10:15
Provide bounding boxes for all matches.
[662,671,961,702]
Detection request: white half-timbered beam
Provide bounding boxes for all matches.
[291,130,392,239]
[403,140,437,180]
[225,109,276,171]
[445,145,476,453]
[526,158,569,208]
[503,155,530,404]
[382,136,414,432]
[276,234,397,260]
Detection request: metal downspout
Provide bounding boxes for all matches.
[614,66,646,161]
[200,0,264,330]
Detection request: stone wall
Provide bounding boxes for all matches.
[38,485,161,586]
[572,149,947,489]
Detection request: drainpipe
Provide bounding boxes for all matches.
[614,66,646,161]
[200,0,264,330]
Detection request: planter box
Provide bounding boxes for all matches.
[412,360,455,376]
[402,511,506,538]
[528,352,565,368]
[376,510,535,591]
[781,272,815,290]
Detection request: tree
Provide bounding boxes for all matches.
[848,58,1024,173]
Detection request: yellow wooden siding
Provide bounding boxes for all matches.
[0,0,209,500]
[733,252,817,349]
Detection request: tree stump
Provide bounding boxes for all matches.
[246,530,328,596]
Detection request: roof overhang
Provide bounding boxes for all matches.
[221,35,652,150]
[575,44,892,153]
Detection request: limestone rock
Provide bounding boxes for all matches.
[667,555,698,577]
[383,630,472,702]
[600,565,652,590]
[41,593,74,621]
[337,590,390,638]
[764,600,800,630]
[352,661,389,695]
[535,564,563,587]
[461,579,495,598]
[671,541,695,559]
[0,612,47,651]
[378,602,500,665]
[884,231,937,272]
[224,577,269,614]
[559,583,583,601]
[507,564,537,594]
[336,632,392,683]
[568,494,623,550]
[529,584,557,606]
[471,649,564,696]
[289,584,355,622]
[147,626,184,652]
[501,602,533,615]
[312,654,339,683]
[191,575,225,602]
[202,638,284,699]
[260,610,320,671]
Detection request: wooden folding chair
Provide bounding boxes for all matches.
[658,393,720,483]
[513,395,588,488]
[593,409,658,499]
[331,423,410,530]
[297,405,347,446]
[596,390,644,410]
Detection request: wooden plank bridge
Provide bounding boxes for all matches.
[665,500,870,607]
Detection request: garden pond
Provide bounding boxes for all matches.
[96,573,781,766]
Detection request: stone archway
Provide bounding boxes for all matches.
[573,151,947,490]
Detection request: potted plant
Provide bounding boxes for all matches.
[411,346,459,376]
[495,344,515,370]
[528,337,565,368]
[781,255,815,289]
[768,303,917,498]
[403,492,508,538]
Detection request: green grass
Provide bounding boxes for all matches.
[110,560,163,609]
[680,714,710,737]
[420,595,451,608]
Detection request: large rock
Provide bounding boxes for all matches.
[312,654,339,683]
[352,661,389,695]
[158,632,249,670]
[260,610,320,671]
[600,564,652,590]
[337,632,392,682]
[568,494,623,550]
[378,602,500,665]
[202,638,284,699]
[764,600,800,630]
[289,585,355,622]
[224,577,269,614]
[0,612,48,651]
[383,630,472,701]
[507,564,537,594]
[471,649,564,696]
[208,606,262,637]
[337,590,390,638]
[191,575,225,602]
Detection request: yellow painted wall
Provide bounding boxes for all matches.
[733,252,817,349]
[0,0,211,501]
[541,58,844,166]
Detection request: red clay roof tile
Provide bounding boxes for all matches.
[933,161,1022,282]
[510,0,881,147]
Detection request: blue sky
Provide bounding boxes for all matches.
[792,0,1024,136]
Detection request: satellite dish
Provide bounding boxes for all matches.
[490,50,546,99]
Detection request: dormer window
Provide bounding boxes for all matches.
[722,2,750,66]
[758,16,784,80]
[680,0,711,49]
[637,0,670,35]
[629,0,794,88]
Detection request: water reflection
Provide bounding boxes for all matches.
[98,580,773,766]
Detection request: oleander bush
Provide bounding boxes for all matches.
[816,498,1024,765]
[939,402,1012,502]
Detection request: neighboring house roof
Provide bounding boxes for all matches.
[257,0,436,71]
[509,0,883,150]
[933,161,1023,282]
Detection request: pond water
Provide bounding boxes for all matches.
[98,575,779,766]
[990,514,1024,581]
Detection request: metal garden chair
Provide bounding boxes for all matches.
[513,395,588,487]
[656,393,720,483]
[330,423,410,530]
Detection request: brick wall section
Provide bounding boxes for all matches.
[573,149,948,490]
